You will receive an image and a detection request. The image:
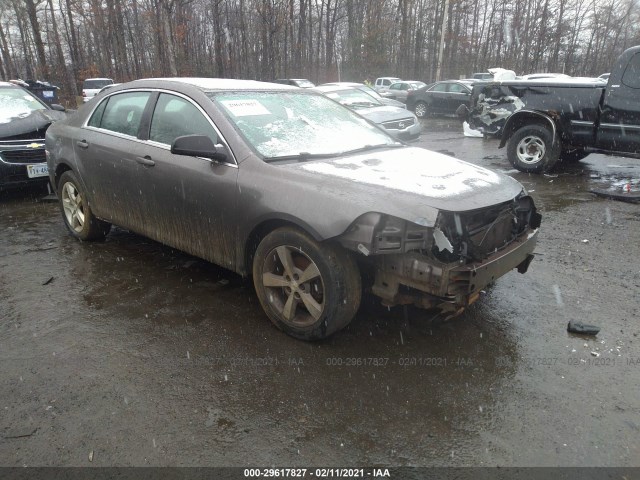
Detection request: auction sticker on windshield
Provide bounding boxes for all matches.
[27,164,48,178]
[219,99,270,116]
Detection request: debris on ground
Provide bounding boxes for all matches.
[590,190,640,203]
[463,121,483,138]
[42,276,54,286]
[3,427,38,439]
[568,321,600,336]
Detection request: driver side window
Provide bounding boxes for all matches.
[149,93,218,146]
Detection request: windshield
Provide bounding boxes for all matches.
[0,86,47,123]
[323,89,381,108]
[211,91,397,158]
[358,85,383,98]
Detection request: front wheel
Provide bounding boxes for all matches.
[507,124,560,173]
[57,171,111,241]
[414,101,428,118]
[252,227,361,340]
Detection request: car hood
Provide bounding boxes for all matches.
[275,147,524,230]
[0,109,66,139]
[379,97,406,108]
[355,105,415,123]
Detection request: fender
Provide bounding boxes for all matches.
[499,110,558,148]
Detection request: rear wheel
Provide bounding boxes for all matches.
[252,227,361,340]
[57,171,111,241]
[507,124,560,173]
[414,101,428,118]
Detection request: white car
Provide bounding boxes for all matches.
[374,77,401,94]
[82,78,114,103]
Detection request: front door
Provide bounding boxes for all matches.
[136,92,239,270]
[597,49,640,154]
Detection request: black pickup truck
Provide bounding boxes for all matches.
[459,45,640,173]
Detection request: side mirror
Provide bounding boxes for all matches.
[171,135,227,162]
[50,104,66,111]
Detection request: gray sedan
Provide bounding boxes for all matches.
[313,85,421,140]
[46,78,540,340]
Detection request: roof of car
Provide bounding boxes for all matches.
[128,77,298,91]
[312,85,357,93]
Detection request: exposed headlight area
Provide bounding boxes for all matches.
[336,212,434,256]
[433,194,541,263]
[336,195,540,313]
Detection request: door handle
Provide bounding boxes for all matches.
[76,140,89,149]
[136,156,155,167]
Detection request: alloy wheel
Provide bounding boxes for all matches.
[261,245,325,327]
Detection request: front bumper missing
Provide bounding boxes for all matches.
[371,228,539,310]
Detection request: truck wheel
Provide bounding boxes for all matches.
[507,125,559,173]
[252,227,361,341]
[560,149,589,163]
[57,171,111,241]
[414,101,428,118]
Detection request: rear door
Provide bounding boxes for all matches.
[446,83,472,114]
[426,82,449,113]
[597,50,640,153]
[73,90,153,229]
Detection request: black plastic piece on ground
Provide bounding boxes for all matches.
[567,321,600,335]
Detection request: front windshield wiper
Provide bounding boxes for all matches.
[339,143,405,155]
[263,144,405,163]
[263,152,341,163]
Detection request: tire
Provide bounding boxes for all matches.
[57,171,111,241]
[560,149,589,163]
[414,101,428,118]
[507,124,560,173]
[252,227,361,340]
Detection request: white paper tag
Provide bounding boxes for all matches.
[220,99,270,117]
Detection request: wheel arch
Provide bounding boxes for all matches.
[242,215,325,277]
[499,110,559,148]
[53,162,73,192]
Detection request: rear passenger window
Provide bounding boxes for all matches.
[96,92,150,136]
[149,93,218,146]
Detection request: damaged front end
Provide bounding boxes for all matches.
[461,84,526,136]
[0,110,65,189]
[336,193,541,316]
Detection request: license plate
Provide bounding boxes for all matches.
[27,164,48,178]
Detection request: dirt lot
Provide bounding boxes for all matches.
[1,117,639,469]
